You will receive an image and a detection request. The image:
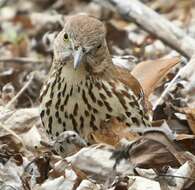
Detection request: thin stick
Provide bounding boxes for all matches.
[0,122,24,146]
[157,174,195,181]
[95,0,195,59]
[153,55,194,110]
[5,72,34,109]
[0,57,49,64]
[152,69,181,110]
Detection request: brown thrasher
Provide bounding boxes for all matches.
[40,15,151,148]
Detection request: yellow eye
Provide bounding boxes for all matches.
[63,33,69,41]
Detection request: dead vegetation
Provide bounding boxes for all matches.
[1,0,195,189]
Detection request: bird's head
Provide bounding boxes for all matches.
[53,15,112,74]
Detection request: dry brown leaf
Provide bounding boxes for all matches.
[131,57,181,98]
[90,118,139,146]
[66,143,134,181]
[112,129,186,169]
[182,108,195,134]
[174,107,195,135]
[142,130,186,165]
[128,137,181,169]
[175,133,195,154]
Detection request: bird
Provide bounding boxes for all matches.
[39,15,151,149]
[52,131,87,157]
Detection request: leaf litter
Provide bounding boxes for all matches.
[1,0,195,189]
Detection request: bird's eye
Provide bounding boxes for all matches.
[97,44,102,49]
[63,33,69,41]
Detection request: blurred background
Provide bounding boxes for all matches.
[1,1,195,189]
[0,0,193,108]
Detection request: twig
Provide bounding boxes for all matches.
[95,0,195,59]
[152,69,181,110]
[5,72,35,109]
[153,55,195,110]
[128,172,195,182]
[157,174,195,181]
[0,57,49,65]
[0,122,24,147]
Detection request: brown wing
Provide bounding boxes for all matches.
[115,66,144,99]
[100,62,150,112]
[114,66,151,112]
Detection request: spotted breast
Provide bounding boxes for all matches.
[40,62,150,143]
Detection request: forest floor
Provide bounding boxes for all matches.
[0,0,195,189]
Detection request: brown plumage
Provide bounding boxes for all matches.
[40,15,150,145]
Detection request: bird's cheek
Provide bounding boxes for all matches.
[55,49,72,62]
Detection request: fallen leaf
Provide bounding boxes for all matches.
[182,108,195,134]
[164,162,193,190]
[131,57,181,98]
[39,161,88,190]
[66,144,134,183]
[112,127,186,170]
[135,162,193,190]
[21,125,42,149]
[127,176,161,190]
[76,179,101,190]
[2,107,40,132]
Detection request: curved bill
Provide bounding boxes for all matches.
[73,46,83,69]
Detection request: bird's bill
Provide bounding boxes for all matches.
[73,46,83,69]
